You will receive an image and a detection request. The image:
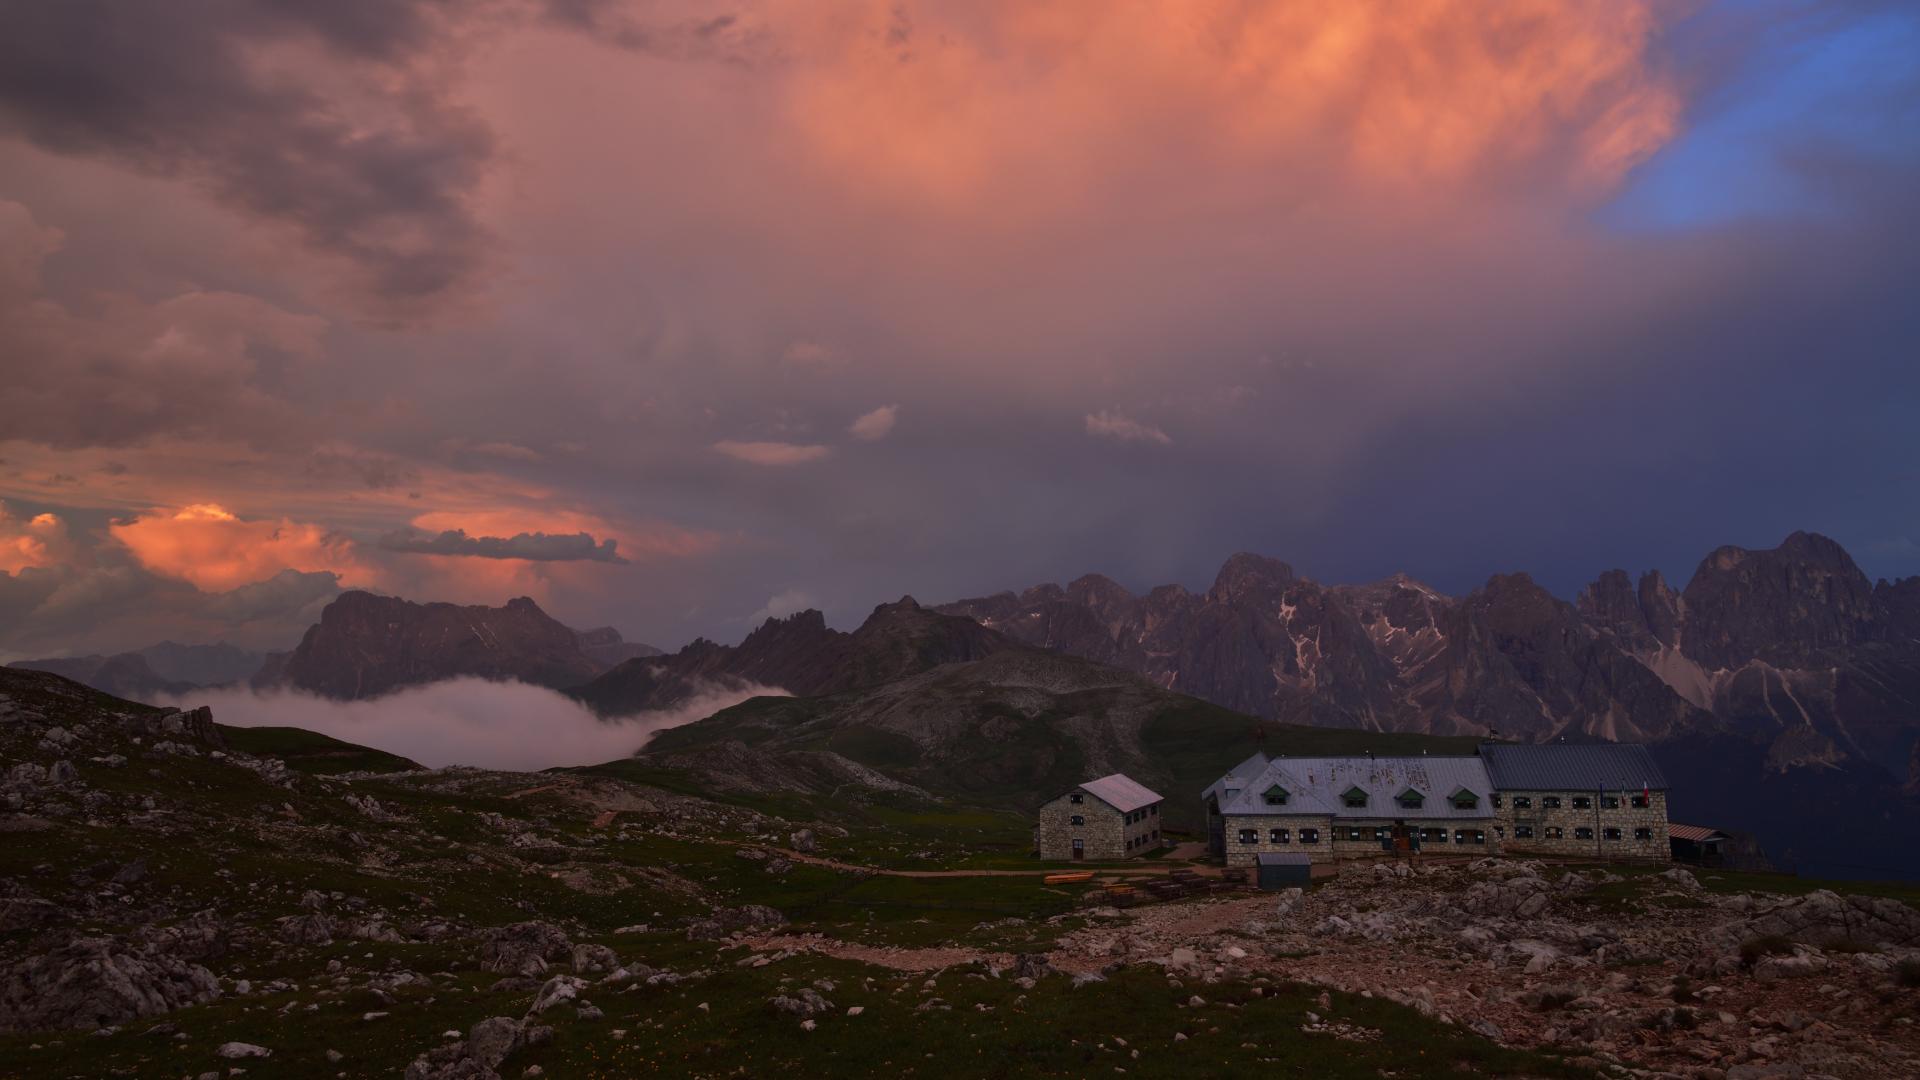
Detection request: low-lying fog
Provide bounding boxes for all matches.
[155,677,785,772]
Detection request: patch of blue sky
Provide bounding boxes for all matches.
[1601,0,1920,231]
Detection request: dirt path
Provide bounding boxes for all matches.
[739,842,1211,880]
[730,934,1011,972]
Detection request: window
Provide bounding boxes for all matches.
[1420,827,1448,843]
[1454,829,1485,845]
[1514,825,1534,839]
[1601,796,1620,810]
[1631,795,1649,809]
[1269,828,1289,844]
[1542,796,1562,809]
[1574,826,1594,840]
[1543,826,1564,840]
[1151,804,1159,816]
[1603,827,1622,841]
[1633,827,1651,841]
[1572,796,1592,810]
[1299,828,1320,844]
[1264,785,1289,806]
[1512,796,1533,810]
[1070,815,1084,826]
[1237,829,1257,844]
[1450,790,1480,810]
[1396,788,1424,810]
[1492,794,1503,809]
[1069,793,1083,804]
[1341,786,1369,809]
[1072,839,1084,852]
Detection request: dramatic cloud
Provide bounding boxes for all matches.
[848,405,899,441]
[110,504,366,592]
[1084,411,1172,447]
[0,1,495,306]
[378,527,629,564]
[159,676,787,771]
[713,441,832,467]
[2,1,1917,662]
[0,501,70,573]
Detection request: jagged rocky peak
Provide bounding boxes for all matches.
[1065,573,1135,609]
[1208,552,1297,605]
[1577,569,1681,652]
[1680,531,1885,668]
[1876,575,1920,641]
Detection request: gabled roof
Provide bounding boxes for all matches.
[1479,743,1669,792]
[1669,824,1728,843]
[1076,773,1163,814]
[1208,756,1494,820]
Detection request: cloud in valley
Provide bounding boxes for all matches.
[160,677,788,772]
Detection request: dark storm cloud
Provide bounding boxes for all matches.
[0,0,493,302]
[377,528,630,564]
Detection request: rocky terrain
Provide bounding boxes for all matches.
[7,666,1918,1079]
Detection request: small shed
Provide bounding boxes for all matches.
[1254,851,1311,890]
[1669,823,1730,865]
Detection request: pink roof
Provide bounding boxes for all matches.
[1078,773,1163,813]
[1668,824,1726,842]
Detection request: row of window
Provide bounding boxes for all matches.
[1123,806,1158,825]
[1126,830,1161,849]
[1499,794,1650,811]
[1236,827,1487,845]
[1511,825,1654,841]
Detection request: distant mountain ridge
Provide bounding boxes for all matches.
[266,592,607,700]
[572,596,1008,717]
[936,533,1920,782]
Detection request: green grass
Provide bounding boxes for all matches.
[218,725,422,774]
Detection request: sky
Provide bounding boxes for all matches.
[2,0,1918,661]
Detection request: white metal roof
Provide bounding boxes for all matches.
[1077,773,1163,814]
[1206,755,1494,820]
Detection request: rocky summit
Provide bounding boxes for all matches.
[3,665,1918,1080]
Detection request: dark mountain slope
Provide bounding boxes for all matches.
[272,591,604,699]
[573,597,1009,717]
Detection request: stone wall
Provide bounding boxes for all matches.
[1217,814,1504,866]
[1036,793,1163,860]
[1496,790,1669,862]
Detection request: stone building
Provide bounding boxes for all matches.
[1035,774,1165,860]
[1479,743,1670,862]
[1202,752,1500,867]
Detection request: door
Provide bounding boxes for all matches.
[1071,839,1085,860]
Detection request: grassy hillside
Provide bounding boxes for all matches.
[216,724,423,775]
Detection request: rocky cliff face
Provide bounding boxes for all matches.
[572,597,1010,717]
[937,534,1920,766]
[272,592,605,699]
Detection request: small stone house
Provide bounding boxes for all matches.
[1203,752,1499,867]
[1479,743,1670,861]
[1036,774,1165,860]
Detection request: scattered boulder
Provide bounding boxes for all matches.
[767,988,835,1019]
[1733,890,1920,949]
[215,1042,271,1059]
[569,944,617,974]
[789,829,817,854]
[479,923,572,976]
[0,937,221,1032]
[528,975,586,1015]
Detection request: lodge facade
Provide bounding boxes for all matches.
[1203,743,1671,867]
[1036,773,1166,861]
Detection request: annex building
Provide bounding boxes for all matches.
[1203,743,1671,867]
[1037,773,1165,860]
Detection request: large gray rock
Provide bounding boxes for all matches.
[0,938,220,1032]
[1733,889,1920,948]
[478,922,572,976]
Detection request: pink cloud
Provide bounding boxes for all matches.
[109,504,369,592]
[848,404,899,441]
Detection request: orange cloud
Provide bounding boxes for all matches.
[0,501,71,573]
[110,503,368,592]
[777,0,1682,207]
